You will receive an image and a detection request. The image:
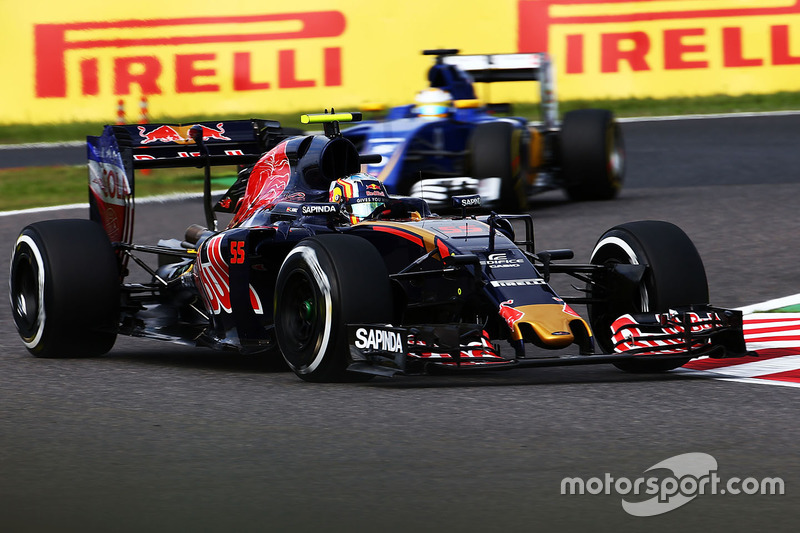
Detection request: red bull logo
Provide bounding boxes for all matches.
[191,123,231,142]
[137,123,230,144]
[499,299,525,331]
[138,125,183,144]
[230,141,292,226]
[562,302,581,319]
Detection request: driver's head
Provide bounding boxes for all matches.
[329,173,390,224]
[413,88,453,118]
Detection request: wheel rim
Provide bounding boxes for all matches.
[11,253,39,331]
[278,269,324,367]
[592,236,649,310]
[606,124,625,186]
[10,240,45,344]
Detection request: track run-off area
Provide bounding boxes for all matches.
[1,112,799,532]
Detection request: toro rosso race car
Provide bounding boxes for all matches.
[10,113,747,382]
[342,49,625,211]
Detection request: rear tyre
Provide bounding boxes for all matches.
[9,219,119,357]
[469,121,528,212]
[588,221,708,372]
[274,234,393,382]
[561,109,625,201]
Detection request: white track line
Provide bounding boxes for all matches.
[617,109,800,123]
[0,140,85,150]
[677,369,800,389]
[689,355,800,379]
[0,190,229,217]
[739,296,800,314]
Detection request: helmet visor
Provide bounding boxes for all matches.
[348,198,387,221]
[415,104,449,117]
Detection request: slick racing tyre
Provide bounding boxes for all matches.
[469,121,529,212]
[588,221,708,372]
[274,234,393,382]
[10,219,120,357]
[561,109,625,201]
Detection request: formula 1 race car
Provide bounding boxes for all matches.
[9,113,746,382]
[341,49,625,211]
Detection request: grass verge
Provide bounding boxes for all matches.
[0,166,237,211]
[3,92,800,145]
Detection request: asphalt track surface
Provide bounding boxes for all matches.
[1,114,799,532]
[0,141,84,169]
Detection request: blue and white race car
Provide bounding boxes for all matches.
[343,49,625,211]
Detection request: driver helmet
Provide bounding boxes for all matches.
[329,173,390,224]
[413,88,452,118]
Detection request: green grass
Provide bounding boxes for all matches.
[0,166,237,211]
[3,92,799,145]
[768,305,800,313]
[2,91,798,211]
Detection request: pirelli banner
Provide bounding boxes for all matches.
[3,0,800,124]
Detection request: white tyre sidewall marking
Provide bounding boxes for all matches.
[591,235,650,312]
[280,244,333,374]
[11,234,47,349]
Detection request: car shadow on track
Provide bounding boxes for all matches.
[98,345,710,389]
[103,347,292,375]
[362,366,708,389]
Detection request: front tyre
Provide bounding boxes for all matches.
[9,219,119,357]
[274,234,393,382]
[588,221,708,372]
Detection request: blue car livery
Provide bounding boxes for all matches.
[342,49,625,211]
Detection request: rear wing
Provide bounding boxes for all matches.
[110,118,287,169]
[427,50,559,130]
[441,53,545,83]
[87,118,292,247]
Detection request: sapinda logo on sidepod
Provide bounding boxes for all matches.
[560,452,784,517]
[300,203,339,216]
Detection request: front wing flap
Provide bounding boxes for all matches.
[610,305,751,358]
